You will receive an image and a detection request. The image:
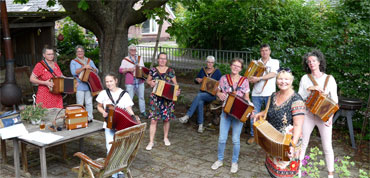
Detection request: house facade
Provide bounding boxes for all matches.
[128,4,175,42]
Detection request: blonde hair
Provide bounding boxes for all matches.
[277,70,294,81]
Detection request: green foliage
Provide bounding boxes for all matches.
[56,17,98,72]
[78,0,89,11]
[20,104,47,123]
[300,147,323,178]
[335,156,355,177]
[299,146,368,178]
[170,0,370,122]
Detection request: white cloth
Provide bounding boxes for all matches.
[251,58,279,96]
[298,74,338,103]
[119,55,144,69]
[96,88,134,128]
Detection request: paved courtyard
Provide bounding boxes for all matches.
[0,81,368,178]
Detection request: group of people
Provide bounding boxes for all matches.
[30,44,337,178]
[180,44,337,177]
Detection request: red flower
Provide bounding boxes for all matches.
[290,161,298,170]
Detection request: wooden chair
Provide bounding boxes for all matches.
[14,66,35,104]
[73,123,147,178]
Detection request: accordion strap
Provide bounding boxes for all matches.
[308,74,331,92]
[308,74,319,86]
[226,74,246,93]
[261,96,271,121]
[203,67,216,78]
[73,58,91,67]
[106,89,126,106]
[39,59,57,77]
[123,57,135,65]
[323,75,331,91]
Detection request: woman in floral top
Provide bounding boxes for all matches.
[145,52,180,151]
[211,58,251,173]
[254,69,305,178]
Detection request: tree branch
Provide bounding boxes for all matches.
[127,0,168,26]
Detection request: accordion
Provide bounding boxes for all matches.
[152,80,179,101]
[253,119,292,161]
[105,105,138,131]
[200,77,219,96]
[135,66,150,79]
[305,90,339,122]
[79,69,104,96]
[223,93,254,123]
[49,77,77,94]
[244,60,266,78]
[65,104,88,130]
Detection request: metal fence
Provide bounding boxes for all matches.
[136,46,254,72]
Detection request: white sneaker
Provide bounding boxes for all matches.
[230,163,238,173]
[198,124,204,133]
[178,115,189,123]
[164,138,171,146]
[211,160,223,170]
[145,142,153,151]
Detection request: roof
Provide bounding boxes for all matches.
[5,0,63,12]
[2,0,67,28]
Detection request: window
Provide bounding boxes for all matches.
[142,18,158,34]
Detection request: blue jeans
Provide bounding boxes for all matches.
[105,128,124,178]
[186,92,216,124]
[250,96,269,136]
[126,83,145,113]
[217,111,244,163]
[76,90,93,120]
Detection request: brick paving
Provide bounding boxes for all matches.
[0,82,368,178]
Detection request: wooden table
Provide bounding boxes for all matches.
[14,120,104,178]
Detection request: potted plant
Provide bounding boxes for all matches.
[20,104,47,124]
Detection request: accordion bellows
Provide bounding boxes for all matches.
[200,77,219,96]
[152,80,179,101]
[135,66,150,79]
[50,77,77,94]
[223,94,254,123]
[79,69,103,96]
[244,60,266,78]
[305,90,339,122]
[106,105,138,131]
[253,120,292,161]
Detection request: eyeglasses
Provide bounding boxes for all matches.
[231,64,242,69]
[207,61,214,63]
[277,67,292,73]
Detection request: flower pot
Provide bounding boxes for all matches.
[31,119,41,125]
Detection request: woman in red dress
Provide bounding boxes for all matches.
[30,47,63,108]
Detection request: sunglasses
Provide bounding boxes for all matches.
[277,67,292,73]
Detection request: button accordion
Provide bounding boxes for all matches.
[152,80,179,101]
[49,77,77,94]
[65,104,88,130]
[200,77,219,96]
[253,119,292,161]
[305,90,339,122]
[135,66,150,79]
[223,93,254,123]
[244,60,266,78]
[105,105,138,131]
[79,69,104,96]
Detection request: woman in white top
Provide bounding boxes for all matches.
[298,50,338,178]
[96,73,140,151]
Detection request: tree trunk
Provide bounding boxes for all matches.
[59,0,168,79]
[151,5,166,68]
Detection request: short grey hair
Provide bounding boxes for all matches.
[206,56,215,63]
[128,44,136,50]
[75,45,84,52]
